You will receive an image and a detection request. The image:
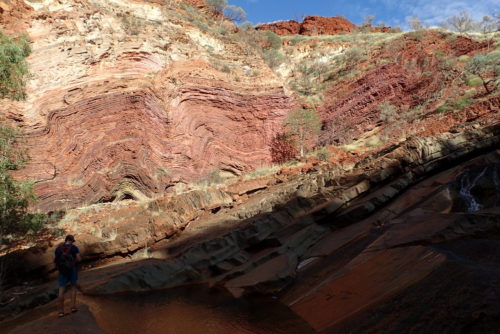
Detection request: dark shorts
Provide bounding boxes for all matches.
[57,267,78,287]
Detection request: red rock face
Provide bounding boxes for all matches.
[300,16,356,36]
[257,20,302,36]
[257,16,356,36]
[16,66,291,211]
[0,0,32,33]
[1,1,293,211]
[319,32,490,144]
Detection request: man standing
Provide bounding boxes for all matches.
[54,234,81,317]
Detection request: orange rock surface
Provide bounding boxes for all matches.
[1,0,293,211]
[257,16,356,36]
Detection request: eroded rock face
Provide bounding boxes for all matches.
[319,32,491,145]
[0,0,32,33]
[1,0,293,211]
[257,16,356,36]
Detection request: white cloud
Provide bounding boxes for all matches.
[389,0,499,27]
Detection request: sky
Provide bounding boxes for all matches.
[230,0,499,29]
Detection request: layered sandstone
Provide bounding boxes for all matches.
[319,31,491,145]
[1,0,293,211]
[3,112,498,332]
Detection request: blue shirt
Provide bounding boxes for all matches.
[55,243,80,260]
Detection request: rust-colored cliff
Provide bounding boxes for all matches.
[257,16,357,36]
[1,0,293,211]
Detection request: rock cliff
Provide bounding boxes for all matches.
[1,0,293,211]
[257,16,357,36]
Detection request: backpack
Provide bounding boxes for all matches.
[56,245,75,276]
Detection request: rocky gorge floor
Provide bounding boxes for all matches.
[2,114,499,333]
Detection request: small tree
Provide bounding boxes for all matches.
[239,21,253,31]
[378,102,398,122]
[443,11,476,33]
[206,0,246,24]
[225,5,246,23]
[408,16,425,30]
[479,15,496,34]
[284,109,322,158]
[0,31,32,100]
[206,0,226,13]
[0,123,45,245]
[363,14,375,26]
[464,54,499,94]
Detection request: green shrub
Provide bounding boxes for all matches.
[466,76,482,87]
[445,34,458,42]
[206,168,222,185]
[435,104,451,113]
[265,31,281,50]
[378,102,398,122]
[0,31,31,100]
[435,50,445,58]
[464,52,499,93]
[343,47,367,67]
[453,96,472,110]
[262,49,285,68]
[0,123,46,244]
[315,147,331,161]
[290,35,305,45]
[121,16,142,35]
[284,109,322,157]
[406,30,424,41]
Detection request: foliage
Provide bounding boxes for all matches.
[363,15,375,26]
[342,47,367,68]
[435,104,451,113]
[453,95,473,110]
[0,31,31,100]
[239,21,253,30]
[206,0,246,24]
[264,31,282,50]
[262,49,285,68]
[224,5,246,23]
[407,16,426,31]
[464,52,499,93]
[465,76,483,87]
[206,168,223,186]
[442,11,476,33]
[0,123,45,245]
[315,147,331,162]
[284,109,322,157]
[121,16,142,35]
[479,15,496,34]
[270,133,297,164]
[378,102,398,122]
[290,60,330,96]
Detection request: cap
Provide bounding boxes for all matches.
[65,234,75,242]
